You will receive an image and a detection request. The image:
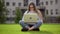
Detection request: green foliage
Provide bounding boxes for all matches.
[15,7,22,23]
[0,0,6,24]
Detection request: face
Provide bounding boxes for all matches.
[29,5,34,11]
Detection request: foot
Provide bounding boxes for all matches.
[21,28,28,31]
[32,28,40,31]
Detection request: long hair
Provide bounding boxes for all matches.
[28,2,38,13]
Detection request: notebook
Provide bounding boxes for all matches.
[24,13,39,23]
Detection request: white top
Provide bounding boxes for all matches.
[22,10,43,22]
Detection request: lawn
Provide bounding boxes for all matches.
[0,23,60,34]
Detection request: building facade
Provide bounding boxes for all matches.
[5,0,60,23]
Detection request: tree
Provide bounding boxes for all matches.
[15,7,22,23]
[0,0,6,24]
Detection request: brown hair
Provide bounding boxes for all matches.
[28,2,38,13]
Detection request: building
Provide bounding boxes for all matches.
[5,0,60,23]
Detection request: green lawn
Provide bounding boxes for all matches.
[0,24,60,34]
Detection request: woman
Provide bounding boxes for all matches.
[19,2,43,31]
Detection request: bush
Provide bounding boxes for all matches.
[0,0,6,24]
[15,7,22,24]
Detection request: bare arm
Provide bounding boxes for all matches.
[37,10,43,20]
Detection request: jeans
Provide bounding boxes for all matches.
[19,20,42,29]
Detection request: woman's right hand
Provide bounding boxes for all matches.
[28,26,35,31]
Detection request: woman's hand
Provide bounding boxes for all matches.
[28,26,35,31]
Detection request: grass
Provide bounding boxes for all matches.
[0,23,60,34]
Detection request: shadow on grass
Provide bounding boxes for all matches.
[27,31,53,34]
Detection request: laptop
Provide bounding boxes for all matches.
[24,13,39,23]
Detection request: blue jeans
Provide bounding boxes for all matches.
[19,20,42,29]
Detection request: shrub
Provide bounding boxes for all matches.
[15,7,22,24]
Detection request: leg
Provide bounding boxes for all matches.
[28,24,40,31]
[19,20,29,28]
[34,21,42,28]
[32,21,42,31]
[19,20,29,31]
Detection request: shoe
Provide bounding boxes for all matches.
[21,28,28,31]
[32,28,40,31]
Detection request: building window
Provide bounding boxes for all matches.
[36,0,40,6]
[41,2,44,5]
[12,2,15,6]
[18,2,21,6]
[55,0,58,4]
[6,2,9,6]
[46,9,48,15]
[46,1,48,5]
[6,17,15,21]
[6,18,10,21]
[55,9,58,14]
[24,0,28,6]
[13,10,15,15]
[51,9,53,15]
[50,0,53,5]
[6,11,9,15]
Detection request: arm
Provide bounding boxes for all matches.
[22,10,28,21]
[37,10,43,20]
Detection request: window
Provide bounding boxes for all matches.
[46,9,48,15]
[55,9,58,14]
[6,18,10,21]
[51,9,53,15]
[6,2,9,6]
[6,17,15,21]
[50,0,53,5]
[41,2,44,5]
[12,2,15,6]
[24,0,28,6]
[46,1,48,5]
[55,0,58,4]
[6,11,9,15]
[36,0,40,6]
[13,10,15,15]
[18,2,21,6]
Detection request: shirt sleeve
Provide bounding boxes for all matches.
[21,10,28,21]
